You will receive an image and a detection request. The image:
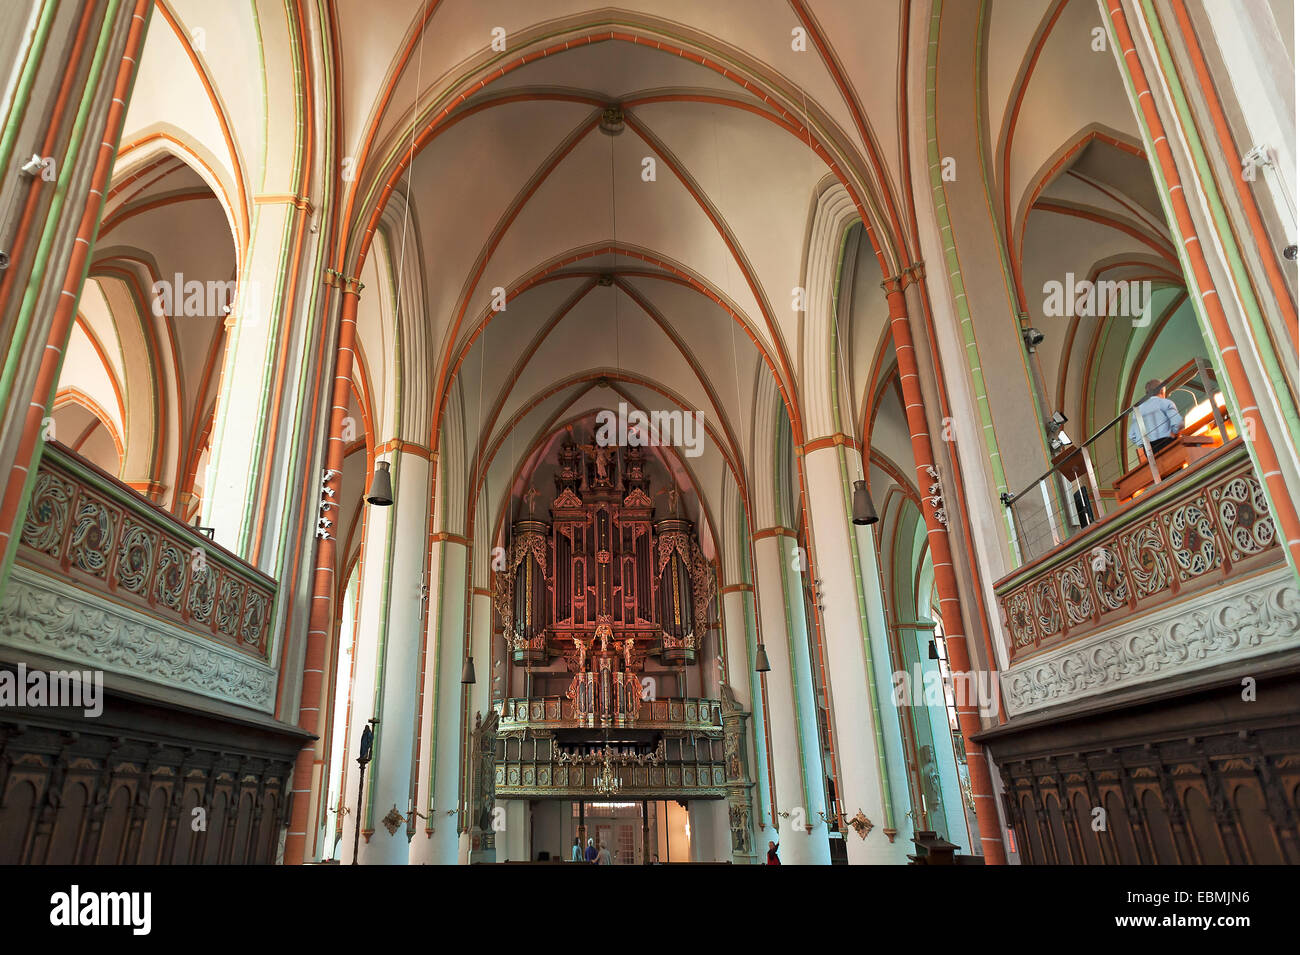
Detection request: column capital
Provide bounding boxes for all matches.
[322,268,365,294]
[253,193,313,214]
[374,438,434,460]
[880,261,925,294]
[802,432,859,455]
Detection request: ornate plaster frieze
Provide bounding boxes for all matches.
[1001,565,1300,718]
[0,564,277,712]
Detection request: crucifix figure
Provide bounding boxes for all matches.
[522,485,539,517]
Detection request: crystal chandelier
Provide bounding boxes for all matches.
[594,745,622,797]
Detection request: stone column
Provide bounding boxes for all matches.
[802,444,909,863]
[410,537,467,865]
[357,449,431,864]
[750,532,830,865]
[464,589,493,863]
[337,470,392,864]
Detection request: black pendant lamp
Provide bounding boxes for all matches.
[754,642,771,673]
[366,460,394,506]
[460,655,476,685]
[851,479,878,525]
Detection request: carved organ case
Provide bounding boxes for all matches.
[492,439,717,722]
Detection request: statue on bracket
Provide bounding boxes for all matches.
[578,442,614,487]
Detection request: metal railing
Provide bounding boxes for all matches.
[1000,359,1232,565]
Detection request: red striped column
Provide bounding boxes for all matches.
[885,280,1007,865]
[284,276,362,864]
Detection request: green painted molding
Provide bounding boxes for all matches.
[0,1,58,185]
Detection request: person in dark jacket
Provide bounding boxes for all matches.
[584,837,598,863]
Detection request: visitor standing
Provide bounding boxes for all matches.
[767,840,781,865]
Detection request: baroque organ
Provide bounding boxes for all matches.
[492,438,717,723]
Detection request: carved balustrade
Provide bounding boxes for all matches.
[993,441,1298,718]
[0,442,279,711]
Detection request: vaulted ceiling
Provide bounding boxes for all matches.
[94,0,1188,572]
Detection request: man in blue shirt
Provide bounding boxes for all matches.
[1128,379,1183,457]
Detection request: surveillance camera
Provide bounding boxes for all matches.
[19,154,45,177]
[0,250,9,270]
[1049,411,1068,427]
[1022,327,1045,350]
[1285,245,1298,261]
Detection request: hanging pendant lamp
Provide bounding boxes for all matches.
[851,479,878,525]
[366,460,394,506]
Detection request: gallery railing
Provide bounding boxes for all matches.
[498,695,723,732]
[994,438,1282,664]
[14,441,276,657]
[1000,359,1235,566]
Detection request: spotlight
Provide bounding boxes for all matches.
[852,480,878,525]
[1046,413,1071,451]
[1022,327,1045,351]
[366,460,394,506]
